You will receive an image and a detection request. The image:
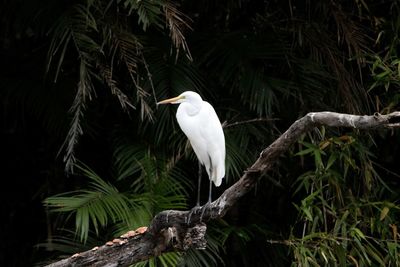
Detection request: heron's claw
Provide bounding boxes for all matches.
[186,202,213,224]
[186,205,201,224]
[199,201,211,222]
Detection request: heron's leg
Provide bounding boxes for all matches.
[208,178,212,203]
[200,180,212,221]
[186,161,203,224]
[200,158,213,221]
[207,155,213,203]
[196,160,202,207]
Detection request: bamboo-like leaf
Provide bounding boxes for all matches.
[380,206,390,221]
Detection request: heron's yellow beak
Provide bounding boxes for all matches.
[157,95,184,105]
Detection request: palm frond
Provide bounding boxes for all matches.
[110,30,155,121]
[114,139,191,189]
[46,3,99,81]
[44,163,135,242]
[120,0,163,30]
[284,5,371,114]
[110,29,142,81]
[329,1,370,65]
[61,60,95,173]
[47,3,103,172]
[224,132,252,183]
[97,62,136,111]
[163,1,193,60]
[195,31,292,117]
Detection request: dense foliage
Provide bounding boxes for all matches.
[1,0,400,266]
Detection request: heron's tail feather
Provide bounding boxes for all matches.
[212,165,225,187]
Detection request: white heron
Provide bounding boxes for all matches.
[157,91,226,212]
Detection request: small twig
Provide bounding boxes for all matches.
[222,118,279,129]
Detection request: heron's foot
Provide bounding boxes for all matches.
[186,205,201,224]
[199,201,212,222]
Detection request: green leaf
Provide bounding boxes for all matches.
[326,153,337,170]
[379,206,390,221]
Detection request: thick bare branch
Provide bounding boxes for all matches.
[45,111,400,267]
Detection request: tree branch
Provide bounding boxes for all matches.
[45,111,400,267]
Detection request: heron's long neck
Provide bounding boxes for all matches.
[182,100,202,116]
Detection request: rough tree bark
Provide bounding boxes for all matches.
[45,111,400,267]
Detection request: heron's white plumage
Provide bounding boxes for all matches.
[158,91,225,187]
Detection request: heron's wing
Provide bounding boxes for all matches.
[176,101,226,186]
[199,102,226,186]
[176,104,211,170]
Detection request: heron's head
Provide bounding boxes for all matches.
[157,91,202,105]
